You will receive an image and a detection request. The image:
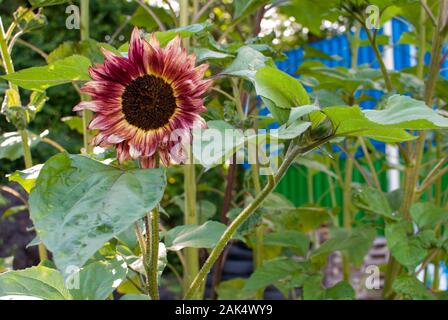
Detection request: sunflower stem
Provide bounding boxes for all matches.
[80,0,93,154]
[0,16,47,262]
[148,205,160,300]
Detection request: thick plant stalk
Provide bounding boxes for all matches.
[0,17,47,261]
[250,155,264,300]
[179,0,200,297]
[148,206,160,300]
[384,1,448,299]
[184,138,331,299]
[342,146,353,281]
[80,0,93,153]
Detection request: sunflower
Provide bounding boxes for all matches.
[74,27,211,167]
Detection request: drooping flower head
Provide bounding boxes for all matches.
[74,28,211,167]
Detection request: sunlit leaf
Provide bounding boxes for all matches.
[1,55,91,92]
[0,266,72,300]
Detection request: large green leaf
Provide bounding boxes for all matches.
[221,46,273,80]
[385,221,433,269]
[410,202,448,229]
[163,221,226,251]
[1,55,91,92]
[352,186,399,220]
[364,95,448,129]
[322,105,415,142]
[0,266,72,300]
[68,257,128,300]
[255,67,310,109]
[29,153,166,272]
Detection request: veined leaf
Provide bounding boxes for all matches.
[163,221,226,251]
[0,266,72,300]
[1,55,91,92]
[29,153,166,272]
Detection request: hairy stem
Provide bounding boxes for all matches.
[80,0,93,154]
[148,206,160,300]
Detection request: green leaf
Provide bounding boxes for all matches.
[1,55,91,92]
[393,275,435,300]
[163,221,226,251]
[255,67,310,109]
[0,266,72,300]
[325,281,355,300]
[312,226,376,266]
[198,200,217,224]
[385,221,430,269]
[29,153,166,272]
[7,164,43,193]
[47,40,118,64]
[322,105,416,142]
[221,46,273,80]
[153,23,209,47]
[29,0,68,7]
[68,257,128,300]
[264,230,309,256]
[352,186,399,220]
[193,48,233,63]
[287,105,321,125]
[272,121,311,140]
[0,131,41,161]
[234,0,269,21]
[410,202,448,229]
[243,258,308,294]
[302,274,325,300]
[61,116,84,134]
[266,206,331,233]
[278,0,339,35]
[364,95,448,129]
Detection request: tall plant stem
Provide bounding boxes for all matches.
[184,138,331,299]
[179,0,200,297]
[80,0,92,153]
[384,1,447,299]
[342,145,354,281]
[400,0,447,219]
[148,206,160,300]
[0,17,47,261]
[250,151,264,300]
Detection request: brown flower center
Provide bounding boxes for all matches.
[122,75,177,130]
